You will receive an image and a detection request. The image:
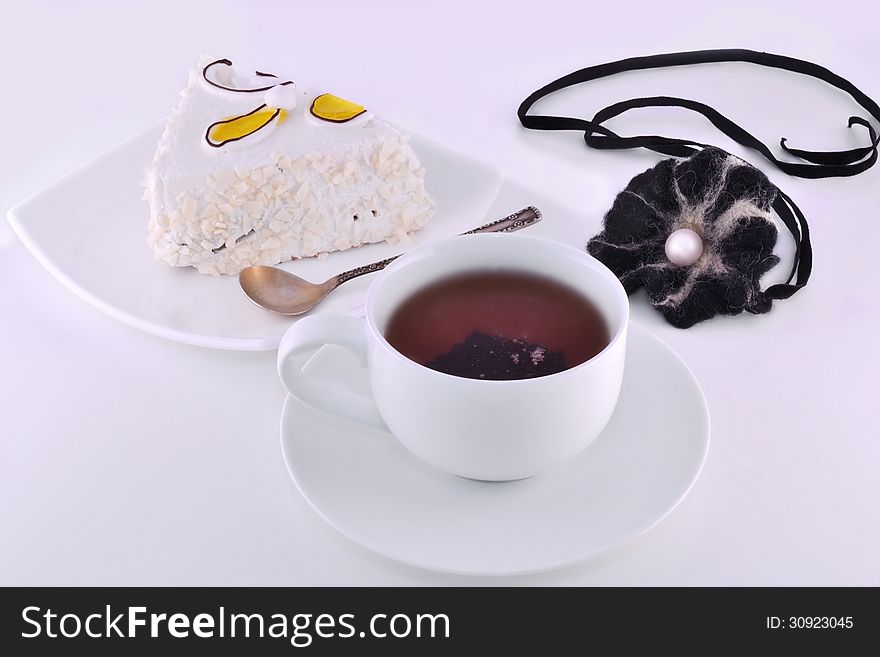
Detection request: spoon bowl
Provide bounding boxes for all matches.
[239,266,336,315]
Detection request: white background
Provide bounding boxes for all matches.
[1,0,878,585]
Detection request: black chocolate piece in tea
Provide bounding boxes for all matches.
[426,331,567,380]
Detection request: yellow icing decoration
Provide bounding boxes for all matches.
[310,93,366,123]
[207,107,281,147]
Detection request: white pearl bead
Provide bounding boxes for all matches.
[665,228,704,267]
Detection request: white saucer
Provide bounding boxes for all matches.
[281,323,710,576]
[7,123,504,351]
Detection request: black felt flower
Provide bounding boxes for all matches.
[587,147,782,328]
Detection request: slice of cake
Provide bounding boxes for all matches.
[145,57,435,275]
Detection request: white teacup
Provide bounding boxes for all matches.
[277,233,629,481]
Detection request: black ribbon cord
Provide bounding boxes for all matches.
[518,49,880,300]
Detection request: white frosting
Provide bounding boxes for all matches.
[145,57,434,275]
[263,84,298,111]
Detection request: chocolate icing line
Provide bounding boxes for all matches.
[309,94,367,123]
[202,58,294,93]
[205,104,281,148]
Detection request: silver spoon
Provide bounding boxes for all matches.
[239,206,542,316]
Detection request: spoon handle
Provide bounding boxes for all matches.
[332,206,542,286]
[464,206,542,235]
[333,255,401,286]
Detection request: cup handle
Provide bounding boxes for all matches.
[277,314,386,429]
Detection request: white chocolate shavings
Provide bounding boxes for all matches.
[146,132,434,274]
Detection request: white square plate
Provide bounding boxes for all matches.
[7,123,505,350]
